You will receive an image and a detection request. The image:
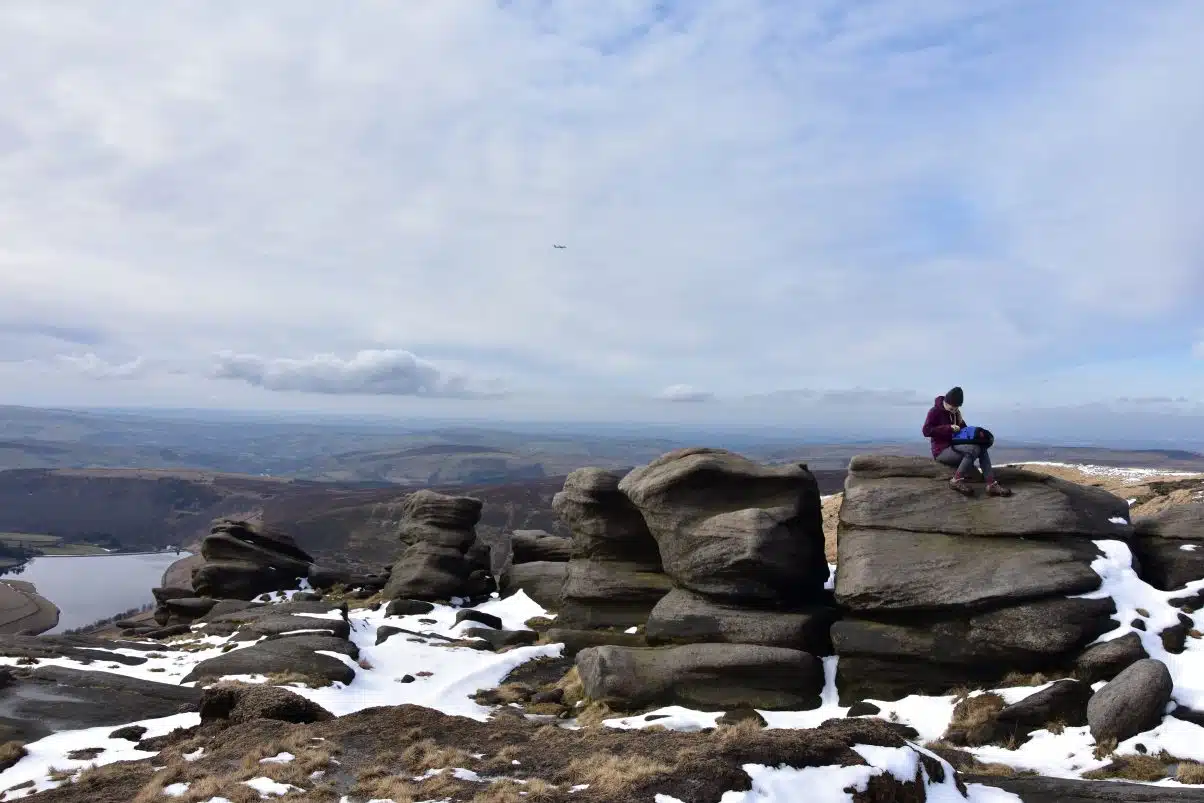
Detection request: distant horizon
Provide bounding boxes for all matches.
[4,401,1204,453]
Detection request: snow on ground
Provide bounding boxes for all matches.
[1010,461,1202,484]
[0,713,199,800]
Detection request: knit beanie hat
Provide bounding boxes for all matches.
[945,386,964,406]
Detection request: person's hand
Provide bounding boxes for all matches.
[951,425,962,433]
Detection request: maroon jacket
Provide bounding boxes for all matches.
[922,395,965,458]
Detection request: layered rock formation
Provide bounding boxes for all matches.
[552,468,671,629]
[1132,502,1204,604]
[492,529,571,610]
[382,490,489,602]
[191,519,314,601]
[832,456,1131,702]
[619,448,833,654]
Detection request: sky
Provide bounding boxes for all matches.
[1,1,1203,440]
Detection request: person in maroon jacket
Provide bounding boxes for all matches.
[922,386,1011,497]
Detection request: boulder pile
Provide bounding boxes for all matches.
[574,448,834,711]
[382,490,490,602]
[831,456,1132,702]
[192,519,315,600]
[552,468,671,629]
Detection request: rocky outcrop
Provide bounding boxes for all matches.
[497,561,568,610]
[619,449,833,656]
[188,519,314,602]
[1132,502,1204,593]
[490,529,572,609]
[833,456,1125,702]
[577,643,824,711]
[553,468,671,628]
[382,490,488,602]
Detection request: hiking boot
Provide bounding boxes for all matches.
[950,476,974,496]
[987,481,1012,497]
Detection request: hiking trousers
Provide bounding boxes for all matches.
[936,444,993,480]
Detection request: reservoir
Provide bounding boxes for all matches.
[6,551,190,634]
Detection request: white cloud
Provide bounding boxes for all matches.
[0,1,1201,413]
[52,353,151,380]
[211,349,496,398]
[657,384,714,403]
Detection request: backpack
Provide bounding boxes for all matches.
[952,425,995,449]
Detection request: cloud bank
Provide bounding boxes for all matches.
[212,350,492,398]
[658,384,715,402]
[1,1,1203,424]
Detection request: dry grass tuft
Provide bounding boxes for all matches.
[1177,761,1204,785]
[472,777,560,802]
[944,692,1006,745]
[351,772,418,802]
[525,616,556,631]
[264,671,332,688]
[712,717,768,747]
[555,667,585,708]
[0,741,27,770]
[573,701,620,727]
[1092,738,1118,761]
[564,753,673,795]
[401,738,476,772]
[1083,753,1168,781]
[996,671,1059,688]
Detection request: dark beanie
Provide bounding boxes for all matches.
[945,386,964,406]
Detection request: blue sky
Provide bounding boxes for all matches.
[0,1,1202,439]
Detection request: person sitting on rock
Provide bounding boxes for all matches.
[922,386,1011,497]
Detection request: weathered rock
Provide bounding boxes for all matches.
[993,679,1092,743]
[543,628,648,658]
[210,519,314,564]
[384,491,483,601]
[162,597,218,618]
[462,627,540,651]
[199,682,333,724]
[228,613,351,642]
[201,533,311,576]
[1087,658,1173,742]
[108,725,148,741]
[619,448,828,604]
[385,599,435,617]
[383,543,470,601]
[1162,616,1191,654]
[1074,633,1149,683]
[151,587,193,605]
[0,634,157,666]
[308,566,389,592]
[197,599,259,620]
[832,597,1115,702]
[558,559,673,629]
[191,561,306,601]
[497,561,567,610]
[456,610,503,630]
[840,456,1132,537]
[182,635,358,686]
[511,530,573,563]
[1132,503,1204,591]
[553,469,662,565]
[577,643,824,711]
[401,489,483,530]
[836,529,1103,613]
[0,666,200,743]
[646,588,836,654]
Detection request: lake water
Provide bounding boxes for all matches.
[10,551,190,634]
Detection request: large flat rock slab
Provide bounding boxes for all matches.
[841,456,1131,538]
[0,666,200,743]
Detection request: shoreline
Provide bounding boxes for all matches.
[0,579,59,636]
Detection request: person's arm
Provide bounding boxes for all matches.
[922,408,955,438]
